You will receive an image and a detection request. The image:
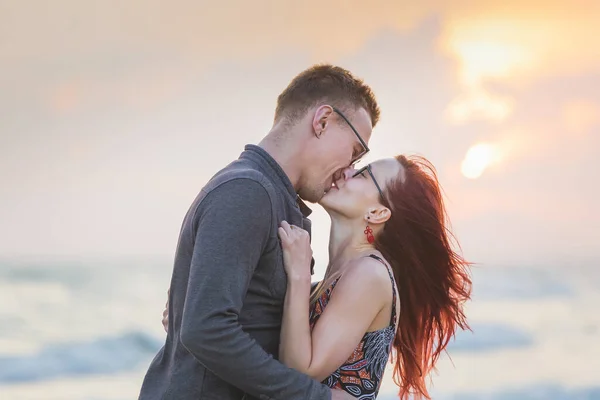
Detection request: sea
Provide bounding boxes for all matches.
[0,257,598,399]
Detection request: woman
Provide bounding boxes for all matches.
[277,155,471,399]
[163,155,471,399]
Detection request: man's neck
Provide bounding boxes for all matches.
[257,127,304,192]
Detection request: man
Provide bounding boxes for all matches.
[139,64,380,400]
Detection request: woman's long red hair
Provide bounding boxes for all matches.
[378,155,472,399]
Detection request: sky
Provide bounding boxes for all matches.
[1,0,599,270]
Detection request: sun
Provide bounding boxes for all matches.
[461,143,498,179]
[443,17,537,87]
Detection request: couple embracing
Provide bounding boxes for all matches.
[139,64,471,400]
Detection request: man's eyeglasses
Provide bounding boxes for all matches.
[331,106,369,163]
[353,164,385,201]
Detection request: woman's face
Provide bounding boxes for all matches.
[319,157,402,220]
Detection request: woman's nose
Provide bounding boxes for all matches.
[343,166,357,180]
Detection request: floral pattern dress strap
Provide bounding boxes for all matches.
[367,253,398,328]
[308,254,398,399]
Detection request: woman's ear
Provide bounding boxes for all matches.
[366,206,391,225]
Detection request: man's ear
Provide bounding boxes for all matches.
[312,105,333,138]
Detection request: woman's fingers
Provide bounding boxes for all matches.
[278,226,289,243]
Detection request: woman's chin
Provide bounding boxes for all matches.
[319,190,347,216]
[318,189,336,208]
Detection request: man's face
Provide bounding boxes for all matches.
[298,106,373,203]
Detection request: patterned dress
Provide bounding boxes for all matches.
[309,254,398,399]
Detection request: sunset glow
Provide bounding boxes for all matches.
[442,15,544,87]
[451,39,533,86]
[461,143,499,179]
[1,2,600,400]
[446,87,514,124]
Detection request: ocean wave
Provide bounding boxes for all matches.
[0,331,162,384]
[470,266,573,301]
[0,261,92,286]
[448,322,534,353]
[379,384,600,399]
[0,261,578,300]
[433,383,600,400]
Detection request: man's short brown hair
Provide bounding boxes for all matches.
[274,64,380,128]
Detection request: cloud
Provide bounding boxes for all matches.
[441,0,600,84]
[0,2,598,262]
[3,1,598,120]
[562,99,600,136]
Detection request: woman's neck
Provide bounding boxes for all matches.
[326,216,376,278]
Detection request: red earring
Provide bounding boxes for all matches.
[364,226,375,244]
